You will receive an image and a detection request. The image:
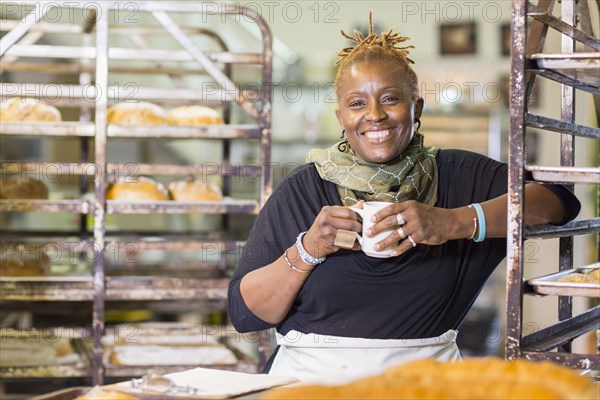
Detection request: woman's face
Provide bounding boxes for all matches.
[336,61,424,163]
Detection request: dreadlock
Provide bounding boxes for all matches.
[334,12,419,99]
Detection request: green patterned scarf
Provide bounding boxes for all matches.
[307,133,439,206]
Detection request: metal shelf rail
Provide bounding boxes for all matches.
[0,1,273,386]
[507,0,599,370]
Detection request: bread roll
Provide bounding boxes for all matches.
[261,358,598,400]
[106,177,170,201]
[0,245,51,276]
[0,177,49,200]
[0,97,62,122]
[107,102,166,125]
[168,179,223,202]
[557,273,597,283]
[167,105,223,126]
[75,386,138,400]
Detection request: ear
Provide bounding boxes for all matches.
[335,107,343,128]
[414,97,424,120]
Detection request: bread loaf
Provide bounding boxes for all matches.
[0,97,62,122]
[585,268,600,282]
[75,386,138,400]
[261,358,598,400]
[557,273,597,283]
[0,177,49,200]
[106,177,170,201]
[107,102,166,125]
[167,105,223,126]
[168,179,223,202]
[0,245,51,276]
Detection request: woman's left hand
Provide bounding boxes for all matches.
[368,200,456,256]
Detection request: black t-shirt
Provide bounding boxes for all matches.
[228,150,580,339]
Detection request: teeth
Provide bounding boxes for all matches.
[364,130,391,139]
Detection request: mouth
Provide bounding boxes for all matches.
[361,129,394,143]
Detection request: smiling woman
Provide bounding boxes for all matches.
[227,13,581,385]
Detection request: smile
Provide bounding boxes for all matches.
[363,129,393,142]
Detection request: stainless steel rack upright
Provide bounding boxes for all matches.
[0,1,272,386]
[507,0,599,369]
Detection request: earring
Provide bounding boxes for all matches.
[414,119,421,132]
[338,129,349,152]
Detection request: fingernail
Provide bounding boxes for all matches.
[370,216,376,222]
[391,250,398,256]
[366,228,373,236]
[375,243,381,250]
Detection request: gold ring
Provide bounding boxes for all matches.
[397,227,407,240]
[396,213,405,226]
[407,235,417,247]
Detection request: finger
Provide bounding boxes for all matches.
[324,205,362,221]
[374,224,414,252]
[390,237,418,256]
[371,200,415,223]
[368,212,407,236]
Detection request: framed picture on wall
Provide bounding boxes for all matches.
[501,23,511,56]
[439,23,477,55]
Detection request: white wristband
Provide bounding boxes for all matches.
[295,231,326,266]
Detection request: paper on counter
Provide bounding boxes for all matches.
[115,367,298,399]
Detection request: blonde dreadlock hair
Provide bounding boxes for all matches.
[335,12,419,99]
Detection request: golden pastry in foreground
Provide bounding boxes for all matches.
[586,268,600,283]
[75,386,138,400]
[0,97,62,121]
[261,358,597,400]
[167,105,223,126]
[107,177,170,201]
[0,177,48,199]
[107,101,166,125]
[557,273,597,283]
[168,179,223,201]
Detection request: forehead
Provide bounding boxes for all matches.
[337,60,410,95]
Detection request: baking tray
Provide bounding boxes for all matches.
[531,52,600,87]
[527,267,600,297]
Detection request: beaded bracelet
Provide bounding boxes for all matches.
[468,203,486,242]
[283,248,312,273]
[295,231,326,266]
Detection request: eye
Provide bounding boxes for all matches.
[348,100,365,108]
[383,96,399,103]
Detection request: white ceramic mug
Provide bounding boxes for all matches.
[349,201,396,258]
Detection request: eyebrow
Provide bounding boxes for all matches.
[344,87,404,97]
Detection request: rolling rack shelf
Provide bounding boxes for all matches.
[507,0,599,370]
[0,1,272,386]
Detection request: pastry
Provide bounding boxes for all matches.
[168,179,223,202]
[557,273,597,283]
[167,105,223,126]
[261,358,598,400]
[107,102,166,125]
[0,97,62,122]
[0,177,49,199]
[109,344,237,366]
[106,177,170,201]
[0,245,51,276]
[75,386,138,400]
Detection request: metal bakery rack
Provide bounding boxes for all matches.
[507,0,599,370]
[0,0,272,389]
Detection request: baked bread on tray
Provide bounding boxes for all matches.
[107,101,166,125]
[0,97,62,122]
[106,177,170,201]
[167,105,223,126]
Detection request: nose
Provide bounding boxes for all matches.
[365,102,387,122]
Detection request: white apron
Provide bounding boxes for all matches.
[268,329,461,385]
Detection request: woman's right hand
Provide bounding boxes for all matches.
[301,201,364,259]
